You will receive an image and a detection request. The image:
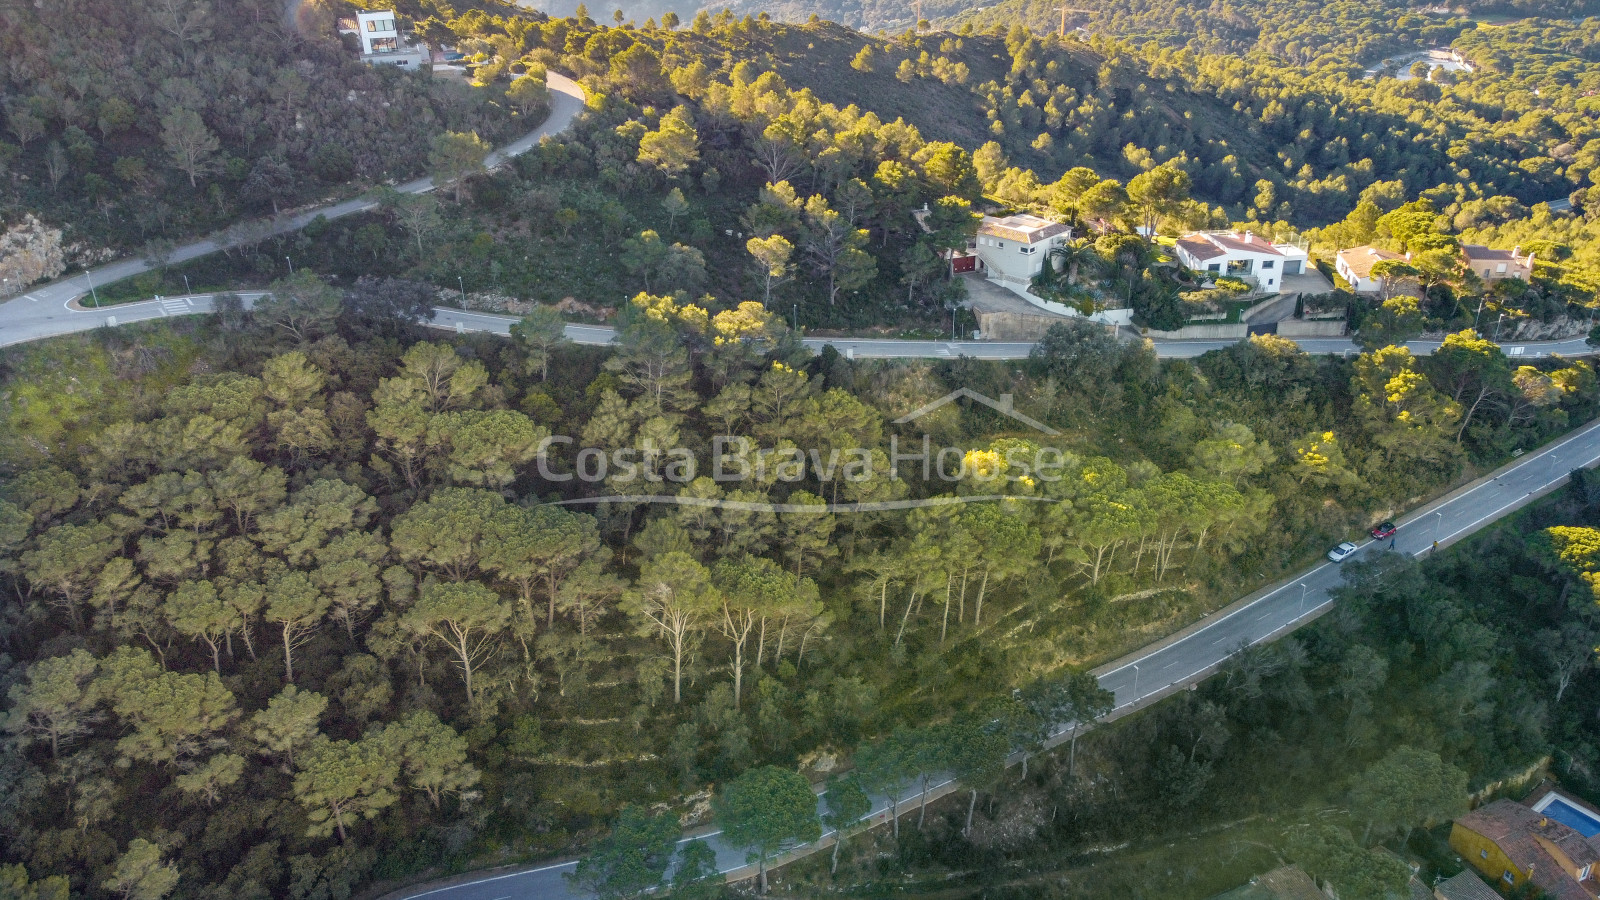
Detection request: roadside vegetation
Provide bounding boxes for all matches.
[795,475,1600,900]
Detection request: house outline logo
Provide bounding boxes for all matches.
[893,388,1060,436]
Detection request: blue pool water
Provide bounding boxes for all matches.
[1543,797,1600,837]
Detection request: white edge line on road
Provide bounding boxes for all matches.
[400,859,578,899]
[1100,557,1335,679]
[1102,416,1600,682]
[1431,450,1600,547]
[400,826,741,898]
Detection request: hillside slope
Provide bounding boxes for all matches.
[0,0,519,270]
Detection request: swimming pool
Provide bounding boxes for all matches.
[1537,795,1600,838]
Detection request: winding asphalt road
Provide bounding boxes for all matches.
[0,72,587,348]
[6,290,1594,363]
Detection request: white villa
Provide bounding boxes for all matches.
[339,10,428,68]
[1335,245,1407,293]
[970,214,1073,289]
[1173,231,1308,292]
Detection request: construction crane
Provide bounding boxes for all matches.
[1055,6,1090,37]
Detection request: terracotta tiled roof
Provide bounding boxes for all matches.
[1433,870,1503,900]
[1457,799,1600,900]
[1462,244,1516,262]
[978,214,1070,244]
[1205,231,1284,256]
[1176,237,1225,261]
[1336,246,1405,280]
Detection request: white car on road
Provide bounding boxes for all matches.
[1327,541,1359,562]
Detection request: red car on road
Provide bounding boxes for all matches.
[1370,521,1397,540]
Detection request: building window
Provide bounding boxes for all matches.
[367,20,376,30]
[1020,246,1035,255]
[1503,871,1515,885]
[1207,263,1220,273]
[1480,850,1489,860]
[1261,260,1274,269]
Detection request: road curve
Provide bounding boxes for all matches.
[0,72,587,348]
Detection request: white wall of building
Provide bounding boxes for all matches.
[357,10,401,55]
[974,232,1073,288]
[1336,257,1382,294]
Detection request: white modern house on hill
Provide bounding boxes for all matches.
[916,208,1131,326]
[339,10,427,68]
[971,214,1074,289]
[1173,231,1308,291]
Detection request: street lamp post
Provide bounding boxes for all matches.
[1474,296,1485,330]
[286,256,294,275]
[1299,582,1308,617]
[1495,312,1505,342]
[182,274,191,295]
[85,268,99,306]
[1131,663,1140,699]
[458,276,466,305]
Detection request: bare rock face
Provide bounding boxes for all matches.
[0,214,65,296]
[965,787,1048,851]
[438,289,616,321]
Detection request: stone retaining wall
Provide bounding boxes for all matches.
[1278,318,1348,337]
[974,309,1069,341]
[1143,323,1249,340]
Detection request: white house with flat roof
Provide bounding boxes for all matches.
[973,214,1073,290]
[1173,230,1308,292]
[348,10,427,68]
